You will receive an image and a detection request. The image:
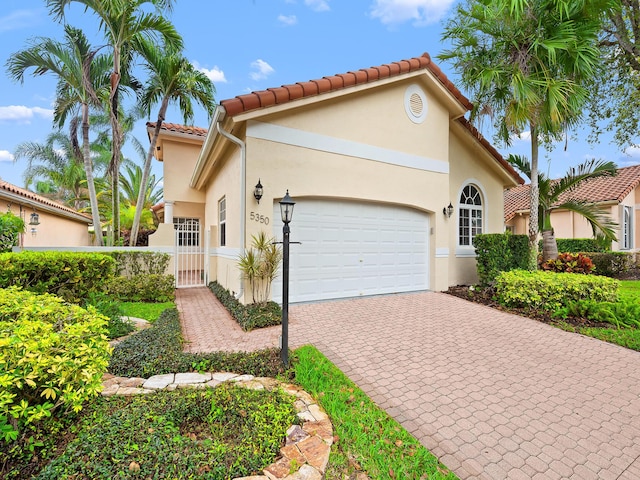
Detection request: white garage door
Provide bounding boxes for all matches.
[272,199,430,303]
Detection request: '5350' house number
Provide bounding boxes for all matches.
[250,212,269,225]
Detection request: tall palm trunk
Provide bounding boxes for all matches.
[129,97,168,246]
[541,228,558,262]
[528,124,540,270]
[82,103,103,246]
[109,71,123,245]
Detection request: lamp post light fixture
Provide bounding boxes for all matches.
[279,190,295,367]
[443,203,454,218]
[29,212,40,236]
[253,179,264,203]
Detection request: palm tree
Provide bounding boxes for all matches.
[7,25,110,245]
[47,0,182,244]
[120,163,162,209]
[508,156,618,261]
[440,0,613,269]
[13,131,89,210]
[129,40,216,246]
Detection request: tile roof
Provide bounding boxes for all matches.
[0,180,92,220]
[146,121,208,137]
[504,163,640,221]
[220,52,474,116]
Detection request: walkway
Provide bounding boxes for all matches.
[176,287,640,480]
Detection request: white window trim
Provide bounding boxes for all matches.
[219,197,226,247]
[456,181,487,257]
[622,205,633,250]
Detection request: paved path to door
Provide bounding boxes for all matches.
[177,287,640,479]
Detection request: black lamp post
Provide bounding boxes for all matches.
[279,190,295,367]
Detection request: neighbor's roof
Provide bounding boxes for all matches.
[220,52,473,116]
[146,121,208,138]
[504,163,640,222]
[0,180,92,222]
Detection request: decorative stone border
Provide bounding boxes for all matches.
[101,372,333,480]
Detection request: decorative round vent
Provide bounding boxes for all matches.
[404,85,428,124]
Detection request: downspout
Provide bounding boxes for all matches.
[216,120,246,301]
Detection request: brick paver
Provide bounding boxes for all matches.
[177,287,640,479]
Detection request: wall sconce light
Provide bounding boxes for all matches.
[253,179,263,203]
[443,203,454,218]
[29,212,40,226]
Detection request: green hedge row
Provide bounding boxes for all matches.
[208,281,281,331]
[108,308,286,378]
[106,251,170,277]
[495,270,619,312]
[0,287,112,442]
[539,238,610,253]
[103,274,175,302]
[0,251,115,302]
[473,233,530,285]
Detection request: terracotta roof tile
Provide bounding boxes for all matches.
[220,52,473,116]
[147,121,208,137]
[0,180,91,220]
[504,163,640,221]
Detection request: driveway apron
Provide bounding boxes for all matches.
[178,288,640,480]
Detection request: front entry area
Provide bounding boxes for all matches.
[272,198,430,303]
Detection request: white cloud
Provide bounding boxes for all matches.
[305,0,330,12]
[0,150,14,162]
[191,61,227,83]
[623,145,640,158]
[510,130,531,143]
[0,105,54,123]
[278,14,298,26]
[369,0,455,26]
[250,59,275,81]
[0,9,42,33]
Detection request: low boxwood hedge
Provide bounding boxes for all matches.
[108,308,286,378]
[208,281,281,331]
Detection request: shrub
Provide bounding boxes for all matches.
[541,252,595,274]
[0,212,24,253]
[84,292,134,340]
[539,238,609,253]
[495,270,619,312]
[588,252,634,278]
[209,281,281,331]
[103,273,175,302]
[474,233,529,285]
[0,287,111,442]
[106,251,170,277]
[108,308,287,378]
[553,298,640,329]
[0,251,116,302]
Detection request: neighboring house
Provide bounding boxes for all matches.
[504,163,640,251]
[0,180,92,248]
[149,52,523,302]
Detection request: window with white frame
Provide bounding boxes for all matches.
[219,197,226,247]
[459,184,483,246]
[622,206,633,250]
[174,217,200,247]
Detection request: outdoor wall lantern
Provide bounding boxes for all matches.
[279,190,296,367]
[443,203,454,218]
[29,212,40,226]
[253,179,264,203]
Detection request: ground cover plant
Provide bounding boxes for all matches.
[34,385,298,479]
[293,345,457,480]
[209,281,281,331]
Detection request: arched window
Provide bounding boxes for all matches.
[459,184,483,246]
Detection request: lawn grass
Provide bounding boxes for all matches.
[619,280,640,302]
[293,345,457,480]
[119,301,175,322]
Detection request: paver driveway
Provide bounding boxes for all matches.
[178,288,640,479]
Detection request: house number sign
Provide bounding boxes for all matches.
[250,212,269,225]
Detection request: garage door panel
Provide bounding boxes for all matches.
[273,199,429,303]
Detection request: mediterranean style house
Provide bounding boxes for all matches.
[149,52,523,302]
[1,180,92,248]
[505,163,640,252]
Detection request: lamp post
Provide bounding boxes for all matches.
[279,190,295,367]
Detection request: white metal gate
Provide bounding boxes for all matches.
[174,220,206,288]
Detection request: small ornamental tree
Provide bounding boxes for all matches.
[0,212,25,252]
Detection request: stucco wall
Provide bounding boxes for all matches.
[161,140,205,204]
[6,204,90,247]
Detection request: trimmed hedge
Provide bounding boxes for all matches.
[588,252,634,278]
[474,233,529,285]
[103,273,175,302]
[0,287,112,442]
[495,270,619,312]
[108,308,286,378]
[106,251,170,277]
[539,238,609,253]
[208,281,281,331]
[0,251,115,302]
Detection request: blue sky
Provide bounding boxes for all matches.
[0,0,638,191]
